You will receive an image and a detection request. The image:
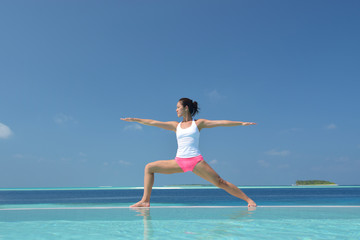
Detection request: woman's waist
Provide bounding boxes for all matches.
[176,147,201,158]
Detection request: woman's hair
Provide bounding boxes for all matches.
[179,98,200,117]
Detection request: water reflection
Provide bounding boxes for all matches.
[131,208,152,240]
[227,206,256,221]
[130,207,256,239]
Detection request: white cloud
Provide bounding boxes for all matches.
[277,164,290,169]
[124,123,143,131]
[78,152,87,157]
[118,160,131,165]
[206,89,224,101]
[258,160,270,168]
[326,123,337,130]
[335,156,349,163]
[60,157,71,162]
[280,128,302,134]
[0,122,13,139]
[54,113,77,124]
[12,154,44,162]
[265,149,290,157]
[209,159,218,165]
[13,153,25,159]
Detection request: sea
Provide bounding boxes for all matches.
[1,186,360,239]
[1,185,360,208]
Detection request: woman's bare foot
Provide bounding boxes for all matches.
[130,201,150,208]
[247,199,257,207]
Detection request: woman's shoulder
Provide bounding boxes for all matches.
[172,121,181,127]
[195,119,208,123]
[195,119,208,129]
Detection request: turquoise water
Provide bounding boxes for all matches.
[1,207,359,239]
[1,186,360,239]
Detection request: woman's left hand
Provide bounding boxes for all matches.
[243,122,256,126]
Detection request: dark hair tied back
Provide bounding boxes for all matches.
[179,98,200,117]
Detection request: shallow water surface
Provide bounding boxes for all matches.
[1,207,359,240]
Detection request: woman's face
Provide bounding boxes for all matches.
[176,101,186,117]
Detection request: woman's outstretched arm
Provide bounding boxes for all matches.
[196,119,256,130]
[121,118,178,132]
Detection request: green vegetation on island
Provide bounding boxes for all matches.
[295,180,337,186]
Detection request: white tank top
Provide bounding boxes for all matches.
[176,120,201,158]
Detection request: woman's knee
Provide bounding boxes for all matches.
[145,162,156,173]
[145,161,164,173]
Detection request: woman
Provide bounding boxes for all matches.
[121,98,257,207]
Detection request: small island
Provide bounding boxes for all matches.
[295,180,337,186]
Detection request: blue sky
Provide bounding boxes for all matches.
[1,0,359,188]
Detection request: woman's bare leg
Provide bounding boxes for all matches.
[193,161,257,207]
[131,160,183,207]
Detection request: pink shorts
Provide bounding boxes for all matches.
[175,155,204,172]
